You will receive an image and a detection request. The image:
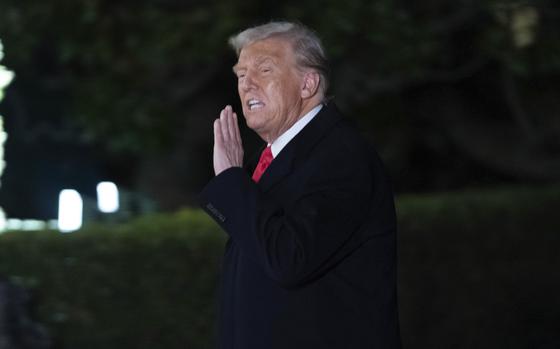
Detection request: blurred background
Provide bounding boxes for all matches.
[0,0,558,348]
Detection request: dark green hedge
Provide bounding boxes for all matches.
[0,185,559,349]
[396,185,560,349]
[0,210,225,349]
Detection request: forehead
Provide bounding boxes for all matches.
[234,37,295,68]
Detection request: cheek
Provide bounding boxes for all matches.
[277,77,300,100]
[238,84,245,99]
[263,77,281,93]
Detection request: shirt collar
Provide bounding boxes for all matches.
[270,104,323,158]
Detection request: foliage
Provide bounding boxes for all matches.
[0,39,14,225]
[0,0,243,153]
[1,0,558,151]
[0,0,559,210]
[0,209,225,349]
[396,184,560,348]
[0,185,558,348]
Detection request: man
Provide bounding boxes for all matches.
[199,21,401,349]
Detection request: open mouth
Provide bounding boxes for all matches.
[247,98,265,110]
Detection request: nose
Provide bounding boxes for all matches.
[239,71,256,92]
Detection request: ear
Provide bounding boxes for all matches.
[301,71,320,99]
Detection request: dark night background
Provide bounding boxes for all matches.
[0,0,559,348]
[1,0,559,218]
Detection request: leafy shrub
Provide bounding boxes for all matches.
[0,185,558,349]
[0,210,225,349]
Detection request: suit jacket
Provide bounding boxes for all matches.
[199,102,401,349]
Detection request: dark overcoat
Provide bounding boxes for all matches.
[199,103,401,349]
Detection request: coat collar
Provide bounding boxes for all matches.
[254,102,343,191]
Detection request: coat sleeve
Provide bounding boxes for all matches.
[198,156,378,288]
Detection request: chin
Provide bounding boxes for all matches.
[245,118,266,135]
[245,110,262,122]
[246,119,262,131]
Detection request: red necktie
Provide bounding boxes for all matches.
[252,146,273,183]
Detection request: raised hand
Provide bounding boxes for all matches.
[213,105,244,176]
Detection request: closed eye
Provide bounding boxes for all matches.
[233,66,246,79]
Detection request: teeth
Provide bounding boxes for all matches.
[248,99,263,110]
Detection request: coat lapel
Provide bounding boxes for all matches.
[256,102,343,192]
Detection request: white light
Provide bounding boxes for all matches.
[3,219,47,231]
[96,181,119,213]
[0,209,5,232]
[21,219,47,231]
[0,67,14,90]
[6,218,22,230]
[58,189,83,232]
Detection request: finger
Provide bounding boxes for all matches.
[220,107,231,142]
[232,112,242,145]
[226,106,238,142]
[214,118,223,147]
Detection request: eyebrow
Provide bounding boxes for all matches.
[256,56,276,66]
[232,56,277,74]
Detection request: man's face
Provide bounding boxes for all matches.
[233,37,304,143]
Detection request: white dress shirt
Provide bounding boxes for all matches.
[270,104,323,158]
